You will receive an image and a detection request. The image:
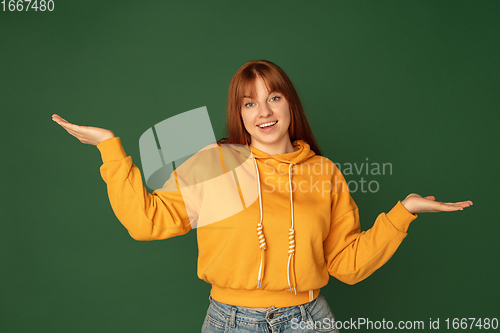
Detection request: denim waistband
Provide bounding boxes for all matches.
[207,294,319,326]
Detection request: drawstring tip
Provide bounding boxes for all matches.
[294,287,297,296]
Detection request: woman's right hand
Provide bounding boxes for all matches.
[52,114,116,146]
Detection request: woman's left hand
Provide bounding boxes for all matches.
[401,193,473,214]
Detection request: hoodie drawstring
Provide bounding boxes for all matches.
[253,158,267,289]
[253,157,297,295]
[287,162,297,295]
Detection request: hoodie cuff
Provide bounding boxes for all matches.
[96,137,127,163]
[386,200,418,233]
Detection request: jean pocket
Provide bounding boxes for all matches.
[202,313,226,333]
[304,295,339,332]
[202,303,227,333]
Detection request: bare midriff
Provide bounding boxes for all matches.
[249,307,268,311]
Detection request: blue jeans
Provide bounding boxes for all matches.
[201,294,339,333]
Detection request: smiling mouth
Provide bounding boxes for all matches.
[257,120,278,129]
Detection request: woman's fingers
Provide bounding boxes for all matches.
[52,114,73,125]
[52,114,65,124]
[54,116,71,126]
[52,114,82,132]
[52,114,115,146]
[441,201,473,207]
[52,114,83,140]
[427,197,473,207]
[423,201,460,212]
[52,114,65,123]
[418,197,471,213]
[442,205,463,212]
[403,194,473,214]
[435,200,472,211]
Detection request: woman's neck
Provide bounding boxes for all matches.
[250,138,296,156]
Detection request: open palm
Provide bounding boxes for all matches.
[401,193,473,214]
[52,114,115,146]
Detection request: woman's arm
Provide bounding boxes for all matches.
[323,165,472,285]
[97,137,192,240]
[52,114,193,241]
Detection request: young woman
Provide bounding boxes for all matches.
[52,60,472,333]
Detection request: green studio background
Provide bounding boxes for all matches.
[1,1,498,332]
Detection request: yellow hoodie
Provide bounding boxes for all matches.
[96,136,418,308]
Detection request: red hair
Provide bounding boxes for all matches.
[217,60,322,156]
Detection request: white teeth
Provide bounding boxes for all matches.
[258,121,277,128]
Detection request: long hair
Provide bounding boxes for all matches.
[217,60,322,156]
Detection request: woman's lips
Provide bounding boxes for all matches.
[256,121,278,132]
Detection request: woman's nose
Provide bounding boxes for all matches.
[257,105,273,117]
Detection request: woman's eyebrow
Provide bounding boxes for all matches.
[243,92,278,99]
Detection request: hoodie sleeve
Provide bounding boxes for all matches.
[96,137,192,241]
[323,163,417,285]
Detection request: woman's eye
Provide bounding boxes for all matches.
[244,96,280,107]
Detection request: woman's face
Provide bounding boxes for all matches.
[240,76,292,152]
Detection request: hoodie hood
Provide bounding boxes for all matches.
[246,139,316,296]
[247,139,316,164]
